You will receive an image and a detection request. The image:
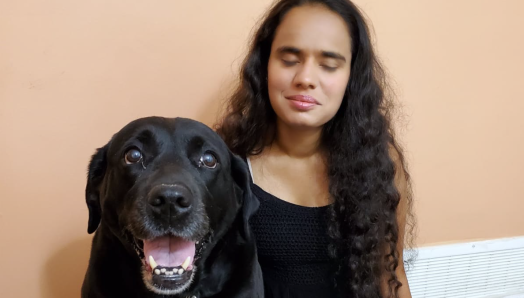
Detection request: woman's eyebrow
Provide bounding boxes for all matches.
[276,46,301,55]
[276,46,346,62]
[321,51,346,62]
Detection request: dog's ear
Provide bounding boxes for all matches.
[230,152,259,239]
[85,144,108,234]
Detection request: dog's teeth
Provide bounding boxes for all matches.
[149,255,158,270]
[181,256,191,270]
[166,271,173,276]
[160,268,166,273]
[178,268,184,274]
[196,241,199,245]
[154,269,160,275]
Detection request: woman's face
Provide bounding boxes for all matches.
[267,4,352,130]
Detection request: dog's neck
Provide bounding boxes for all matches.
[188,215,262,298]
[83,224,161,298]
[84,216,261,298]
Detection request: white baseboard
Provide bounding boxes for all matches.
[406,237,524,298]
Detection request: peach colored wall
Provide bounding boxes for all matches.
[1,0,523,296]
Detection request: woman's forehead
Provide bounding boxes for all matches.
[272,5,351,56]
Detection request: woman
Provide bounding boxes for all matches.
[215,0,415,297]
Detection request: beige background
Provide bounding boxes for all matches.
[1,0,523,297]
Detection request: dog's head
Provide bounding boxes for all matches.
[85,117,257,295]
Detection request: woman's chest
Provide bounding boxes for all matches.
[251,158,331,207]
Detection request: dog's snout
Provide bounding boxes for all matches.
[149,184,193,214]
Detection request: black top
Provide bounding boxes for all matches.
[249,181,341,298]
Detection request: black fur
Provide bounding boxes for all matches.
[81,117,263,298]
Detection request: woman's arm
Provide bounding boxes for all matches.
[381,148,413,298]
[392,184,412,298]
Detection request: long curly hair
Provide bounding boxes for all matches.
[214,0,416,297]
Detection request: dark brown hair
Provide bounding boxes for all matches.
[215,0,416,297]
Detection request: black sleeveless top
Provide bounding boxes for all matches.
[248,180,341,298]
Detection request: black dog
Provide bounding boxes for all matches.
[82,117,263,298]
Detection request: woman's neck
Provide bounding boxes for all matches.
[271,120,323,159]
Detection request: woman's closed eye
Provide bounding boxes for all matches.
[319,58,341,71]
[321,64,338,71]
[281,58,339,71]
[282,59,299,66]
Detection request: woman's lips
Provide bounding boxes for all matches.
[285,95,320,104]
[285,95,320,111]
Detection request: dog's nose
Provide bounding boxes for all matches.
[149,184,193,214]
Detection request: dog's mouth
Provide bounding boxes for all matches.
[128,232,210,295]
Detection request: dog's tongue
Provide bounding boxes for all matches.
[143,236,196,268]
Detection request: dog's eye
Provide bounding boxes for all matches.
[199,152,217,169]
[125,148,143,164]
